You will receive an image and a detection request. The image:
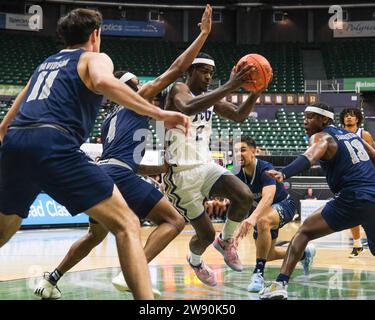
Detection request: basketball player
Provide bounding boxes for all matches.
[163,53,264,286]
[259,103,375,300]
[233,136,315,293]
[0,8,190,300]
[34,5,213,299]
[340,108,375,258]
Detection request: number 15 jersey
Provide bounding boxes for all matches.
[320,125,375,200]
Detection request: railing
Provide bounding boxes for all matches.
[304,79,360,93]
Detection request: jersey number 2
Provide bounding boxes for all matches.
[26,70,60,102]
[344,139,370,164]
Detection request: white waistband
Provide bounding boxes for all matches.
[97,158,133,171]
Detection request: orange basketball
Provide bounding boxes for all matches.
[235,53,273,92]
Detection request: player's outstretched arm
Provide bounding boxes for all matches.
[250,184,276,223]
[172,64,254,116]
[213,91,261,122]
[85,52,190,133]
[234,184,275,245]
[214,64,264,122]
[266,133,332,182]
[138,4,212,100]
[86,52,162,119]
[0,80,31,142]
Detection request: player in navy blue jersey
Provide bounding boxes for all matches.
[0,8,190,300]
[233,136,315,293]
[33,5,213,299]
[260,103,375,300]
[340,108,375,258]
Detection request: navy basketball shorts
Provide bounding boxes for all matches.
[253,196,296,240]
[95,164,164,221]
[321,191,375,256]
[0,128,114,218]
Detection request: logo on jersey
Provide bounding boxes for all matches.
[192,109,212,122]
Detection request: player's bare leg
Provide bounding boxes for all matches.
[86,185,153,300]
[248,208,280,292]
[143,197,185,262]
[260,209,333,300]
[112,197,185,296]
[211,174,253,271]
[186,213,218,286]
[349,225,364,258]
[0,213,22,247]
[57,222,108,274]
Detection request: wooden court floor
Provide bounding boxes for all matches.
[1,222,375,300]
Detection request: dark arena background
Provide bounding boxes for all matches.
[1,0,375,308]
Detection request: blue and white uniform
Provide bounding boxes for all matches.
[320,125,375,255]
[234,159,296,240]
[0,49,114,217]
[98,104,163,219]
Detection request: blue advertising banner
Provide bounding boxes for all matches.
[0,13,5,29]
[21,193,89,226]
[102,19,165,37]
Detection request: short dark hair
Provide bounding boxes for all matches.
[339,108,363,126]
[241,136,257,148]
[310,102,335,125]
[57,8,102,46]
[187,52,215,76]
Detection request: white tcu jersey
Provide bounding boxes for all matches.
[166,106,214,167]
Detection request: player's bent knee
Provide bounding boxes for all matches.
[173,215,185,233]
[153,208,185,233]
[257,217,272,231]
[110,210,140,236]
[87,228,108,246]
[295,226,312,242]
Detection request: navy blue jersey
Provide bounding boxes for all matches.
[12,49,103,145]
[234,159,288,205]
[319,126,375,200]
[101,104,149,172]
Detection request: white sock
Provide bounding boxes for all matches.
[189,251,202,266]
[354,239,362,248]
[222,219,240,240]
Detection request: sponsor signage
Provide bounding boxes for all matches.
[102,19,165,37]
[344,78,375,92]
[334,20,375,38]
[0,13,41,31]
[22,193,89,226]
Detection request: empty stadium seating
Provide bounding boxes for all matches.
[0,32,368,154]
[322,39,375,79]
[0,32,305,93]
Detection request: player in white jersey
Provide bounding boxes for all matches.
[340,108,375,257]
[163,52,265,286]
